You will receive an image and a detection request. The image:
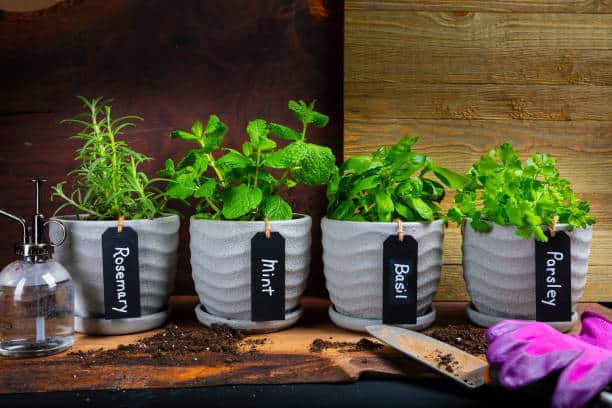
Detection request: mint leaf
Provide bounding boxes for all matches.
[247,119,268,146]
[171,130,199,143]
[221,184,263,219]
[269,123,301,141]
[202,115,227,152]
[191,120,203,139]
[261,195,292,220]
[166,173,196,200]
[292,143,335,185]
[194,178,216,198]
[217,149,250,170]
[263,141,307,168]
[288,100,329,128]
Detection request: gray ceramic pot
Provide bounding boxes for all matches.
[50,215,180,335]
[321,217,444,332]
[190,214,311,331]
[462,221,592,330]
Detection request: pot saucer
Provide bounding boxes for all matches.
[195,304,303,333]
[328,305,436,333]
[466,303,578,332]
[75,307,171,335]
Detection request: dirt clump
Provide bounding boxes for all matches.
[424,325,487,355]
[310,337,383,353]
[431,349,459,374]
[69,324,246,365]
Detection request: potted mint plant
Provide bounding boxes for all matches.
[448,143,595,331]
[163,100,335,332]
[49,97,179,335]
[322,137,466,332]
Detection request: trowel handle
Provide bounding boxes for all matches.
[0,209,27,243]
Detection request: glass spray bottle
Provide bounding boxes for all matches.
[0,177,74,357]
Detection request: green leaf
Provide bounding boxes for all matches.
[395,202,416,221]
[340,156,373,175]
[408,197,433,220]
[193,178,216,198]
[159,159,175,177]
[246,119,268,146]
[261,195,292,220]
[349,175,380,197]
[292,144,335,185]
[202,115,228,152]
[217,149,250,170]
[375,190,394,217]
[263,141,307,168]
[269,123,301,141]
[170,130,199,143]
[329,200,356,220]
[165,173,196,200]
[432,165,469,189]
[191,120,203,139]
[221,184,263,219]
[288,100,329,128]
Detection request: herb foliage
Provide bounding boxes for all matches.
[52,97,168,220]
[162,100,336,220]
[448,143,596,242]
[326,136,467,222]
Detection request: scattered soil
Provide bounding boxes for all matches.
[309,337,383,353]
[431,349,459,374]
[69,324,248,365]
[424,324,487,355]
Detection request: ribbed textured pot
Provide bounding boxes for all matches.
[462,222,592,320]
[321,217,444,319]
[50,215,179,332]
[190,214,311,321]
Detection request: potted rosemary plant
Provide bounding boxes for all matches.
[164,100,335,332]
[50,97,179,335]
[322,137,466,332]
[448,143,595,331]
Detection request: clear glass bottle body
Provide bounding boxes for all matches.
[0,259,74,357]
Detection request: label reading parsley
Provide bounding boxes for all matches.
[251,232,285,321]
[535,231,571,322]
[102,227,141,319]
[383,235,418,325]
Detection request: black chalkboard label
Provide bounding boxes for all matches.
[102,227,141,319]
[535,230,571,322]
[251,232,285,321]
[383,235,418,324]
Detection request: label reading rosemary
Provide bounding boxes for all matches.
[535,230,571,322]
[102,227,141,319]
[383,235,418,324]
[251,232,285,321]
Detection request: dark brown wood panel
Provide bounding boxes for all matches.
[0,0,344,295]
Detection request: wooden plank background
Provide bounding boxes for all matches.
[344,1,612,301]
[0,0,343,296]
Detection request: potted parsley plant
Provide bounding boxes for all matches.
[448,143,595,331]
[163,100,335,332]
[322,137,466,332]
[50,97,179,335]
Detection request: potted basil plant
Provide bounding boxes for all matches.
[448,143,595,331]
[323,137,466,332]
[50,97,179,335]
[163,100,335,332]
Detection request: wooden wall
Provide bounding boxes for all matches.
[0,0,343,296]
[344,1,612,301]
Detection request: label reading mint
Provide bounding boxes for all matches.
[535,230,571,322]
[251,232,285,322]
[383,235,418,325]
[102,227,141,319]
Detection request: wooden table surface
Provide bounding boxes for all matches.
[0,297,609,394]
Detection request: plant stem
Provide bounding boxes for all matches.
[207,153,226,187]
[254,149,261,188]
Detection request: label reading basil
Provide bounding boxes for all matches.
[102,227,141,319]
[383,235,418,325]
[251,231,285,322]
[535,230,571,322]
